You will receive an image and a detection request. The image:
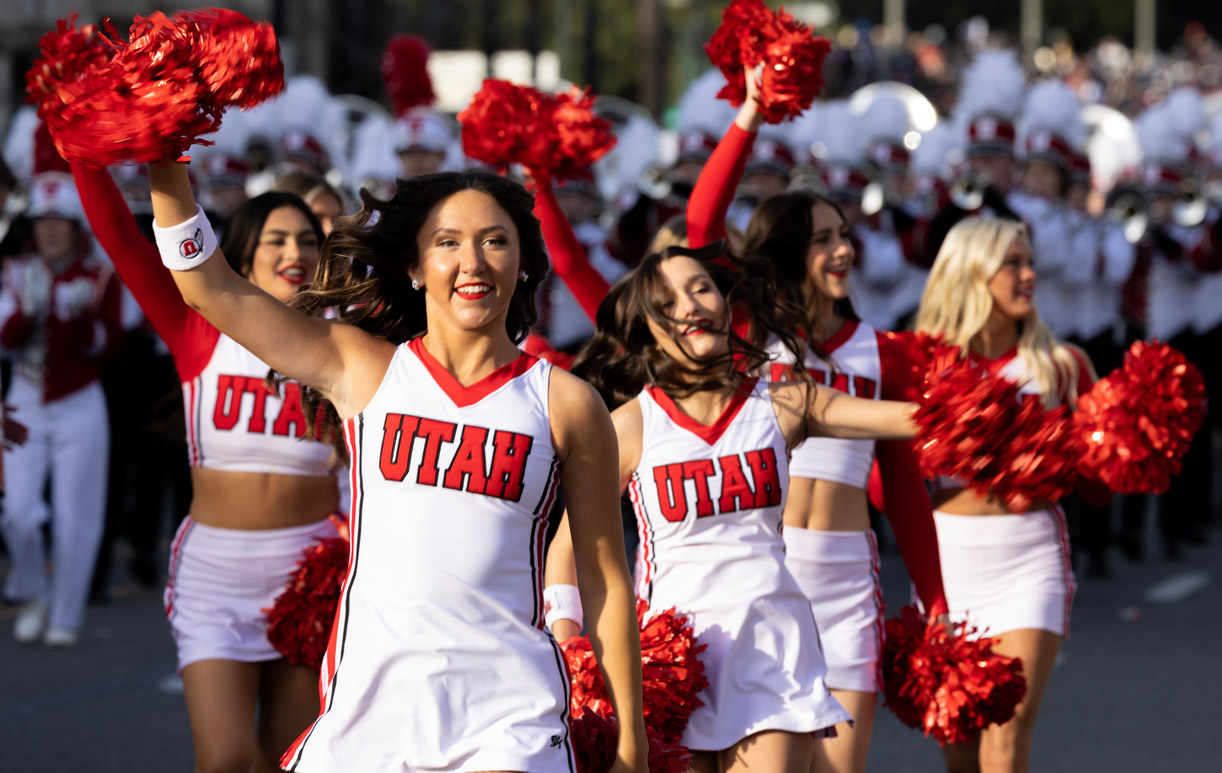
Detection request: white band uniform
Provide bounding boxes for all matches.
[152,204,218,271]
[933,508,1077,639]
[164,516,340,672]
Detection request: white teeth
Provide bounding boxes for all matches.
[456,285,492,295]
[281,267,305,279]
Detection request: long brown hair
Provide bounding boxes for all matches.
[572,241,809,410]
[278,171,549,456]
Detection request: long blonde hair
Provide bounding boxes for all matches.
[914,217,1086,407]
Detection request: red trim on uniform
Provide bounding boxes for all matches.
[866,530,886,691]
[875,330,914,401]
[968,346,1018,374]
[645,377,757,446]
[819,319,859,354]
[1050,505,1076,638]
[629,473,653,596]
[408,337,538,408]
[534,463,562,629]
[163,517,196,619]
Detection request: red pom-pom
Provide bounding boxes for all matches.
[915,362,1079,511]
[382,35,435,116]
[25,14,117,115]
[568,708,692,773]
[1073,340,1207,494]
[882,605,1027,746]
[703,0,831,123]
[458,79,615,182]
[561,602,708,744]
[883,330,950,398]
[265,518,350,669]
[32,10,284,166]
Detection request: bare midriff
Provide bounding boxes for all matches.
[188,467,340,530]
[784,477,871,531]
[932,486,1052,516]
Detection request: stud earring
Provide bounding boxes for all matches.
[519,270,529,281]
[411,278,422,290]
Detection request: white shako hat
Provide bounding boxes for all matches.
[954,49,1027,158]
[1017,79,1085,171]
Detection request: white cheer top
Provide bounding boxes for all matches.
[629,377,849,750]
[763,320,908,490]
[183,334,335,476]
[285,337,573,771]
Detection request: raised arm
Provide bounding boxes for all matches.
[71,161,217,378]
[687,68,762,249]
[147,161,388,418]
[549,371,647,771]
[533,180,610,322]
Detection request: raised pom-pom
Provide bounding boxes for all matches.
[569,708,692,773]
[561,602,708,744]
[704,0,831,123]
[265,518,350,669]
[882,605,1027,746]
[382,35,435,116]
[883,330,949,397]
[458,80,616,183]
[31,9,284,166]
[1073,340,1207,494]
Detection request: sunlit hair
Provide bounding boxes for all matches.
[914,217,1085,407]
[277,171,548,455]
[742,190,854,363]
[648,214,689,254]
[572,241,809,410]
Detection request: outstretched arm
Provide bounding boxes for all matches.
[533,180,610,322]
[687,67,762,249]
[147,161,389,418]
[550,372,647,772]
[771,381,918,446]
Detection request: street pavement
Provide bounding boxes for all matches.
[1,520,1219,772]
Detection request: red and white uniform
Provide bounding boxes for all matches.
[763,322,943,692]
[629,378,849,751]
[0,249,122,633]
[71,164,339,669]
[284,339,573,773]
[929,347,1088,638]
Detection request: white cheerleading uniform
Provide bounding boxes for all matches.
[763,321,904,693]
[283,338,574,773]
[930,348,1083,638]
[629,378,850,751]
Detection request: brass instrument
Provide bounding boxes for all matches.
[949,172,989,211]
[1105,186,1149,244]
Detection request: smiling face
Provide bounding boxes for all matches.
[246,205,321,303]
[645,255,730,367]
[802,202,855,302]
[409,189,521,335]
[987,233,1036,322]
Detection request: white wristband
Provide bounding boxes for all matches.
[543,584,583,630]
[152,204,218,271]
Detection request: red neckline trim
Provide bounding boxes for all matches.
[816,319,858,354]
[646,377,757,446]
[969,345,1019,374]
[408,337,537,408]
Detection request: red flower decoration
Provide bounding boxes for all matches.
[458,79,615,183]
[704,0,832,123]
[882,605,1027,746]
[1073,340,1206,494]
[30,9,284,166]
[265,517,350,669]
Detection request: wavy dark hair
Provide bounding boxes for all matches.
[280,171,548,455]
[572,241,809,410]
[741,191,857,363]
[220,191,324,277]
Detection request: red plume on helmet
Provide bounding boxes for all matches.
[382,35,435,117]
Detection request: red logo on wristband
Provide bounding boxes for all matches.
[179,228,204,258]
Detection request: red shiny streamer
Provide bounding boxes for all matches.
[265,517,350,669]
[882,605,1027,746]
[704,0,832,123]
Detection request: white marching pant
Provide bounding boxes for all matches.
[1,377,109,631]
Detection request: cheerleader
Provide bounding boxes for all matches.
[914,217,1093,773]
[143,160,648,772]
[744,191,947,773]
[71,162,341,772]
[547,241,925,772]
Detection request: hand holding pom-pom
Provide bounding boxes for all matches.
[1073,340,1206,494]
[882,605,1027,746]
